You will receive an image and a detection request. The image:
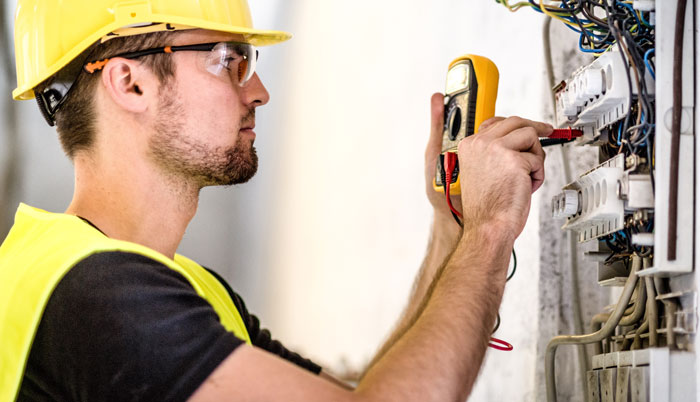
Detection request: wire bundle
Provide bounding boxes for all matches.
[496,0,656,165]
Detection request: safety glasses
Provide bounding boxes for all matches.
[83,41,259,86]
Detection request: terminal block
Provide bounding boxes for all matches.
[552,154,653,242]
[554,49,655,134]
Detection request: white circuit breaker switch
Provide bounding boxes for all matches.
[632,233,654,246]
[552,189,580,218]
[579,68,604,101]
[559,93,578,120]
[633,0,654,11]
[621,173,654,209]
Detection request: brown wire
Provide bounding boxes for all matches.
[668,0,688,261]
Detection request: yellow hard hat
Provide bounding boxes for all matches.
[13,0,292,101]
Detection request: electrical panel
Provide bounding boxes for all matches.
[494,0,697,401]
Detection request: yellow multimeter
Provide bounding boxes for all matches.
[433,55,499,195]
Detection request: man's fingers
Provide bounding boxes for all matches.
[518,151,546,193]
[498,127,546,161]
[425,93,445,161]
[477,116,505,133]
[486,116,553,139]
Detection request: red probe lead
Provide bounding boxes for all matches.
[548,127,583,140]
[489,337,514,351]
[443,152,463,220]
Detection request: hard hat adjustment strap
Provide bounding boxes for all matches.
[35,51,90,126]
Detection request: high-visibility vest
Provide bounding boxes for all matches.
[0,203,252,401]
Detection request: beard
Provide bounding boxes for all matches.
[149,90,258,188]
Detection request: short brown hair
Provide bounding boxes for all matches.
[40,31,181,158]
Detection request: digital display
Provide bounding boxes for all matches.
[446,62,471,95]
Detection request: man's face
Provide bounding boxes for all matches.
[147,30,270,188]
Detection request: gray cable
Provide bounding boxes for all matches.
[590,282,644,354]
[545,254,642,402]
[543,17,557,117]
[643,258,658,346]
[618,280,646,326]
[630,319,649,350]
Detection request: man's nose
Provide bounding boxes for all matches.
[242,73,270,107]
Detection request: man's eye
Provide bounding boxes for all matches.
[222,57,237,70]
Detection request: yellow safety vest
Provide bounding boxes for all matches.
[0,203,251,402]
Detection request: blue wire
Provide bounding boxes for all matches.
[565,23,583,34]
[579,39,606,53]
[617,2,642,28]
[644,48,656,80]
[639,9,654,27]
[617,123,623,145]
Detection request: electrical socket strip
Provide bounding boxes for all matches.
[552,154,654,242]
[553,154,626,242]
[555,49,654,132]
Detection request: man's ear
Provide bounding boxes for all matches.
[100,58,157,113]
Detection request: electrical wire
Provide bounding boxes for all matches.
[506,249,517,281]
[643,48,655,80]
[643,258,658,346]
[443,152,463,224]
[546,254,642,402]
[668,0,687,261]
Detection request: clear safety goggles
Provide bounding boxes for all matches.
[84,41,259,86]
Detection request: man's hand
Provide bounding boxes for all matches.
[424,93,463,229]
[457,116,552,241]
[425,93,551,239]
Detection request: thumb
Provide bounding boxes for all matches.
[426,92,445,161]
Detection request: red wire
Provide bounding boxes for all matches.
[444,152,463,219]
[489,337,513,351]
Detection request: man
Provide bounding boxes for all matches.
[1,0,552,401]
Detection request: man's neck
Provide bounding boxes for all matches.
[66,152,199,259]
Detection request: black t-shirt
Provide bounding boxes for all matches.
[18,251,321,402]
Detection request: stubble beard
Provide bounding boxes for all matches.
[149,90,259,189]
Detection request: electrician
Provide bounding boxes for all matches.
[0,0,552,401]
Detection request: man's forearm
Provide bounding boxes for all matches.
[407,214,462,320]
[356,225,512,401]
[363,214,461,375]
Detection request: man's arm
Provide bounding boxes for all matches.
[364,94,503,374]
[365,94,463,373]
[189,110,551,401]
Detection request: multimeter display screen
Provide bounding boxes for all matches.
[446,62,471,95]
